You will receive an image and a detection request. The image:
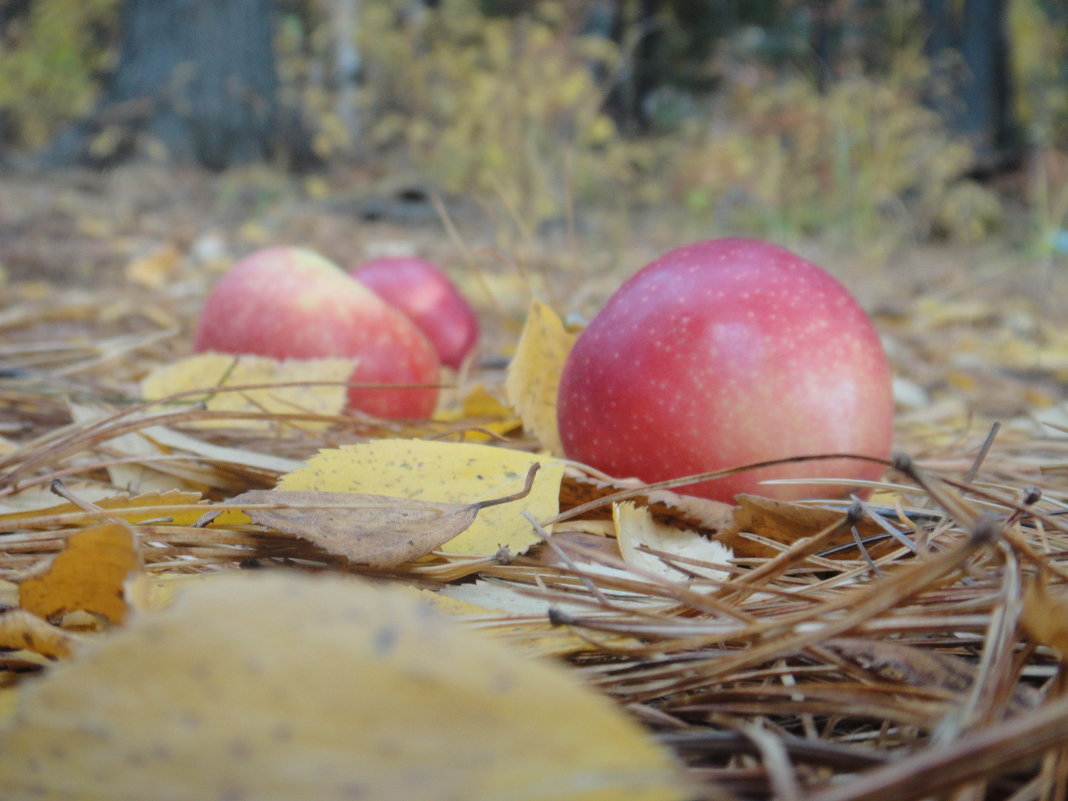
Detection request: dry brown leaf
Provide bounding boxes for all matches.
[560,470,734,531]
[827,637,1038,711]
[17,522,143,625]
[720,494,888,558]
[277,440,561,558]
[233,465,538,568]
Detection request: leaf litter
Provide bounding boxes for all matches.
[2,204,1068,799]
[231,461,541,568]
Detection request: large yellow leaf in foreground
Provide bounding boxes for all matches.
[278,439,564,556]
[0,571,688,801]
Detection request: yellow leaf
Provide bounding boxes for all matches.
[141,353,355,429]
[424,584,599,658]
[432,383,521,442]
[462,383,515,418]
[0,610,77,660]
[0,489,207,530]
[277,440,563,557]
[912,296,994,328]
[505,299,575,455]
[0,572,688,801]
[123,244,181,290]
[0,688,14,727]
[614,502,733,584]
[18,523,143,625]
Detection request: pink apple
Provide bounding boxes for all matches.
[556,238,894,503]
[349,257,479,370]
[195,246,440,419]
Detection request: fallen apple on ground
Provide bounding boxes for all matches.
[350,256,480,370]
[195,246,440,419]
[556,237,894,502]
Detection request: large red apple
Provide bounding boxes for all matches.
[556,238,894,502]
[349,256,479,370]
[195,247,440,419]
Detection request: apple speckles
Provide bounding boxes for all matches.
[557,237,893,503]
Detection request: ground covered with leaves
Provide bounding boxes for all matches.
[2,165,1068,800]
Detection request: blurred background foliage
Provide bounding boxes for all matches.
[0,0,119,147]
[0,0,1066,251]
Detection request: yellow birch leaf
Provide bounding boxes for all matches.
[505,299,575,455]
[277,440,563,556]
[141,353,355,429]
[0,571,689,801]
[18,522,143,625]
[463,383,515,418]
[432,383,521,442]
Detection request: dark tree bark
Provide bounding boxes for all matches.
[44,0,280,171]
[922,0,1019,172]
[588,0,708,135]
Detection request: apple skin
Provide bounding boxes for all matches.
[194,247,440,419]
[556,238,894,503]
[349,256,479,370]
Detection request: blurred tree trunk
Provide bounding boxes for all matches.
[331,0,361,143]
[923,0,1019,172]
[811,0,848,93]
[43,0,280,171]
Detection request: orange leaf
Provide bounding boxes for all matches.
[18,522,143,625]
[1022,576,1068,658]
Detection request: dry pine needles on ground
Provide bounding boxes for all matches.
[2,255,1068,801]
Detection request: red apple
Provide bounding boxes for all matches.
[349,257,479,370]
[556,238,893,502]
[195,246,440,419]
